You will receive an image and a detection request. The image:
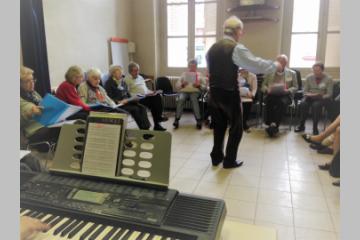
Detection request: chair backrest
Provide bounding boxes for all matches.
[101,73,110,87]
[156,76,175,94]
[332,81,340,99]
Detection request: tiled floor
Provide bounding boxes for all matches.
[160,113,340,240]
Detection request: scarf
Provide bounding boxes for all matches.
[86,81,105,102]
[20,88,40,105]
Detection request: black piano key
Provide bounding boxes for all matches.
[135,232,146,240]
[147,234,155,240]
[68,221,87,239]
[28,211,39,218]
[111,228,126,240]
[60,219,81,237]
[44,216,62,233]
[35,212,45,219]
[102,227,117,240]
[88,225,106,240]
[43,215,56,224]
[80,223,99,240]
[53,218,73,236]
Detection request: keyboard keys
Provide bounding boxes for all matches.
[20,209,31,216]
[60,219,81,237]
[53,218,73,235]
[128,231,142,240]
[80,223,99,240]
[112,228,128,240]
[102,227,118,240]
[69,222,95,240]
[68,221,87,239]
[88,224,106,240]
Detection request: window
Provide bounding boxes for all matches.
[286,0,340,68]
[166,0,218,68]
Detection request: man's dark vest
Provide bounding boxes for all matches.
[207,39,239,91]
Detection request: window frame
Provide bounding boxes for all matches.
[281,0,340,78]
[162,0,221,73]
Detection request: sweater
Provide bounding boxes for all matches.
[55,81,90,111]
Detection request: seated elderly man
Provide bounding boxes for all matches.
[262,54,298,137]
[104,65,151,130]
[173,59,206,130]
[295,62,333,135]
[124,62,167,131]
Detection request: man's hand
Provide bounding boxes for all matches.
[20,216,50,240]
[247,91,253,98]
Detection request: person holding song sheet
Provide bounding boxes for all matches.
[173,59,206,129]
[125,62,167,131]
[262,54,298,137]
[105,65,151,130]
[20,66,61,144]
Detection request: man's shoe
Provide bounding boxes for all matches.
[265,127,274,137]
[332,180,340,187]
[173,120,179,129]
[223,161,244,169]
[295,125,305,133]
[154,124,166,131]
[196,121,202,130]
[317,147,333,155]
[318,163,331,170]
[212,160,222,167]
[310,143,325,150]
[159,116,168,122]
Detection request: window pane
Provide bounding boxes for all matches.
[195,3,217,35]
[168,38,188,67]
[167,5,188,36]
[195,37,216,68]
[292,0,320,32]
[328,0,341,31]
[167,0,187,4]
[325,33,340,67]
[290,34,318,68]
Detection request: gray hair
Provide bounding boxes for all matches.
[109,65,123,76]
[223,16,244,36]
[188,59,198,67]
[86,67,102,79]
[20,66,34,81]
[128,62,140,73]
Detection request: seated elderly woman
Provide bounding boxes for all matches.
[78,68,127,113]
[20,66,61,144]
[173,59,206,130]
[55,65,90,120]
[104,65,150,130]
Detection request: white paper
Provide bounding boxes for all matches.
[20,150,31,159]
[81,122,122,177]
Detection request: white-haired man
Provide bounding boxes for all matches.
[206,16,281,169]
[262,54,298,137]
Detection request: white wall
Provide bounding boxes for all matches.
[43,0,134,87]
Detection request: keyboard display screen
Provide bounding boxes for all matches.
[71,190,109,204]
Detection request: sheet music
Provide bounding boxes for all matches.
[81,118,123,177]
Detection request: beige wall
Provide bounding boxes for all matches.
[132,0,159,77]
[43,0,134,87]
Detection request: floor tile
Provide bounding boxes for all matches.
[292,193,328,212]
[260,177,291,192]
[225,186,258,202]
[255,204,294,226]
[258,189,293,208]
[294,209,334,231]
[224,199,256,220]
[295,227,337,240]
[255,221,295,240]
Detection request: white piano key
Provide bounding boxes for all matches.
[84,224,103,240]
[68,222,95,240]
[40,214,53,223]
[127,231,142,240]
[152,235,163,240]
[118,229,130,240]
[141,233,151,240]
[92,226,113,240]
[20,209,31,216]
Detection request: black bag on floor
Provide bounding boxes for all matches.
[329,150,340,178]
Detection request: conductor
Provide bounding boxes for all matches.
[206,16,281,168]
